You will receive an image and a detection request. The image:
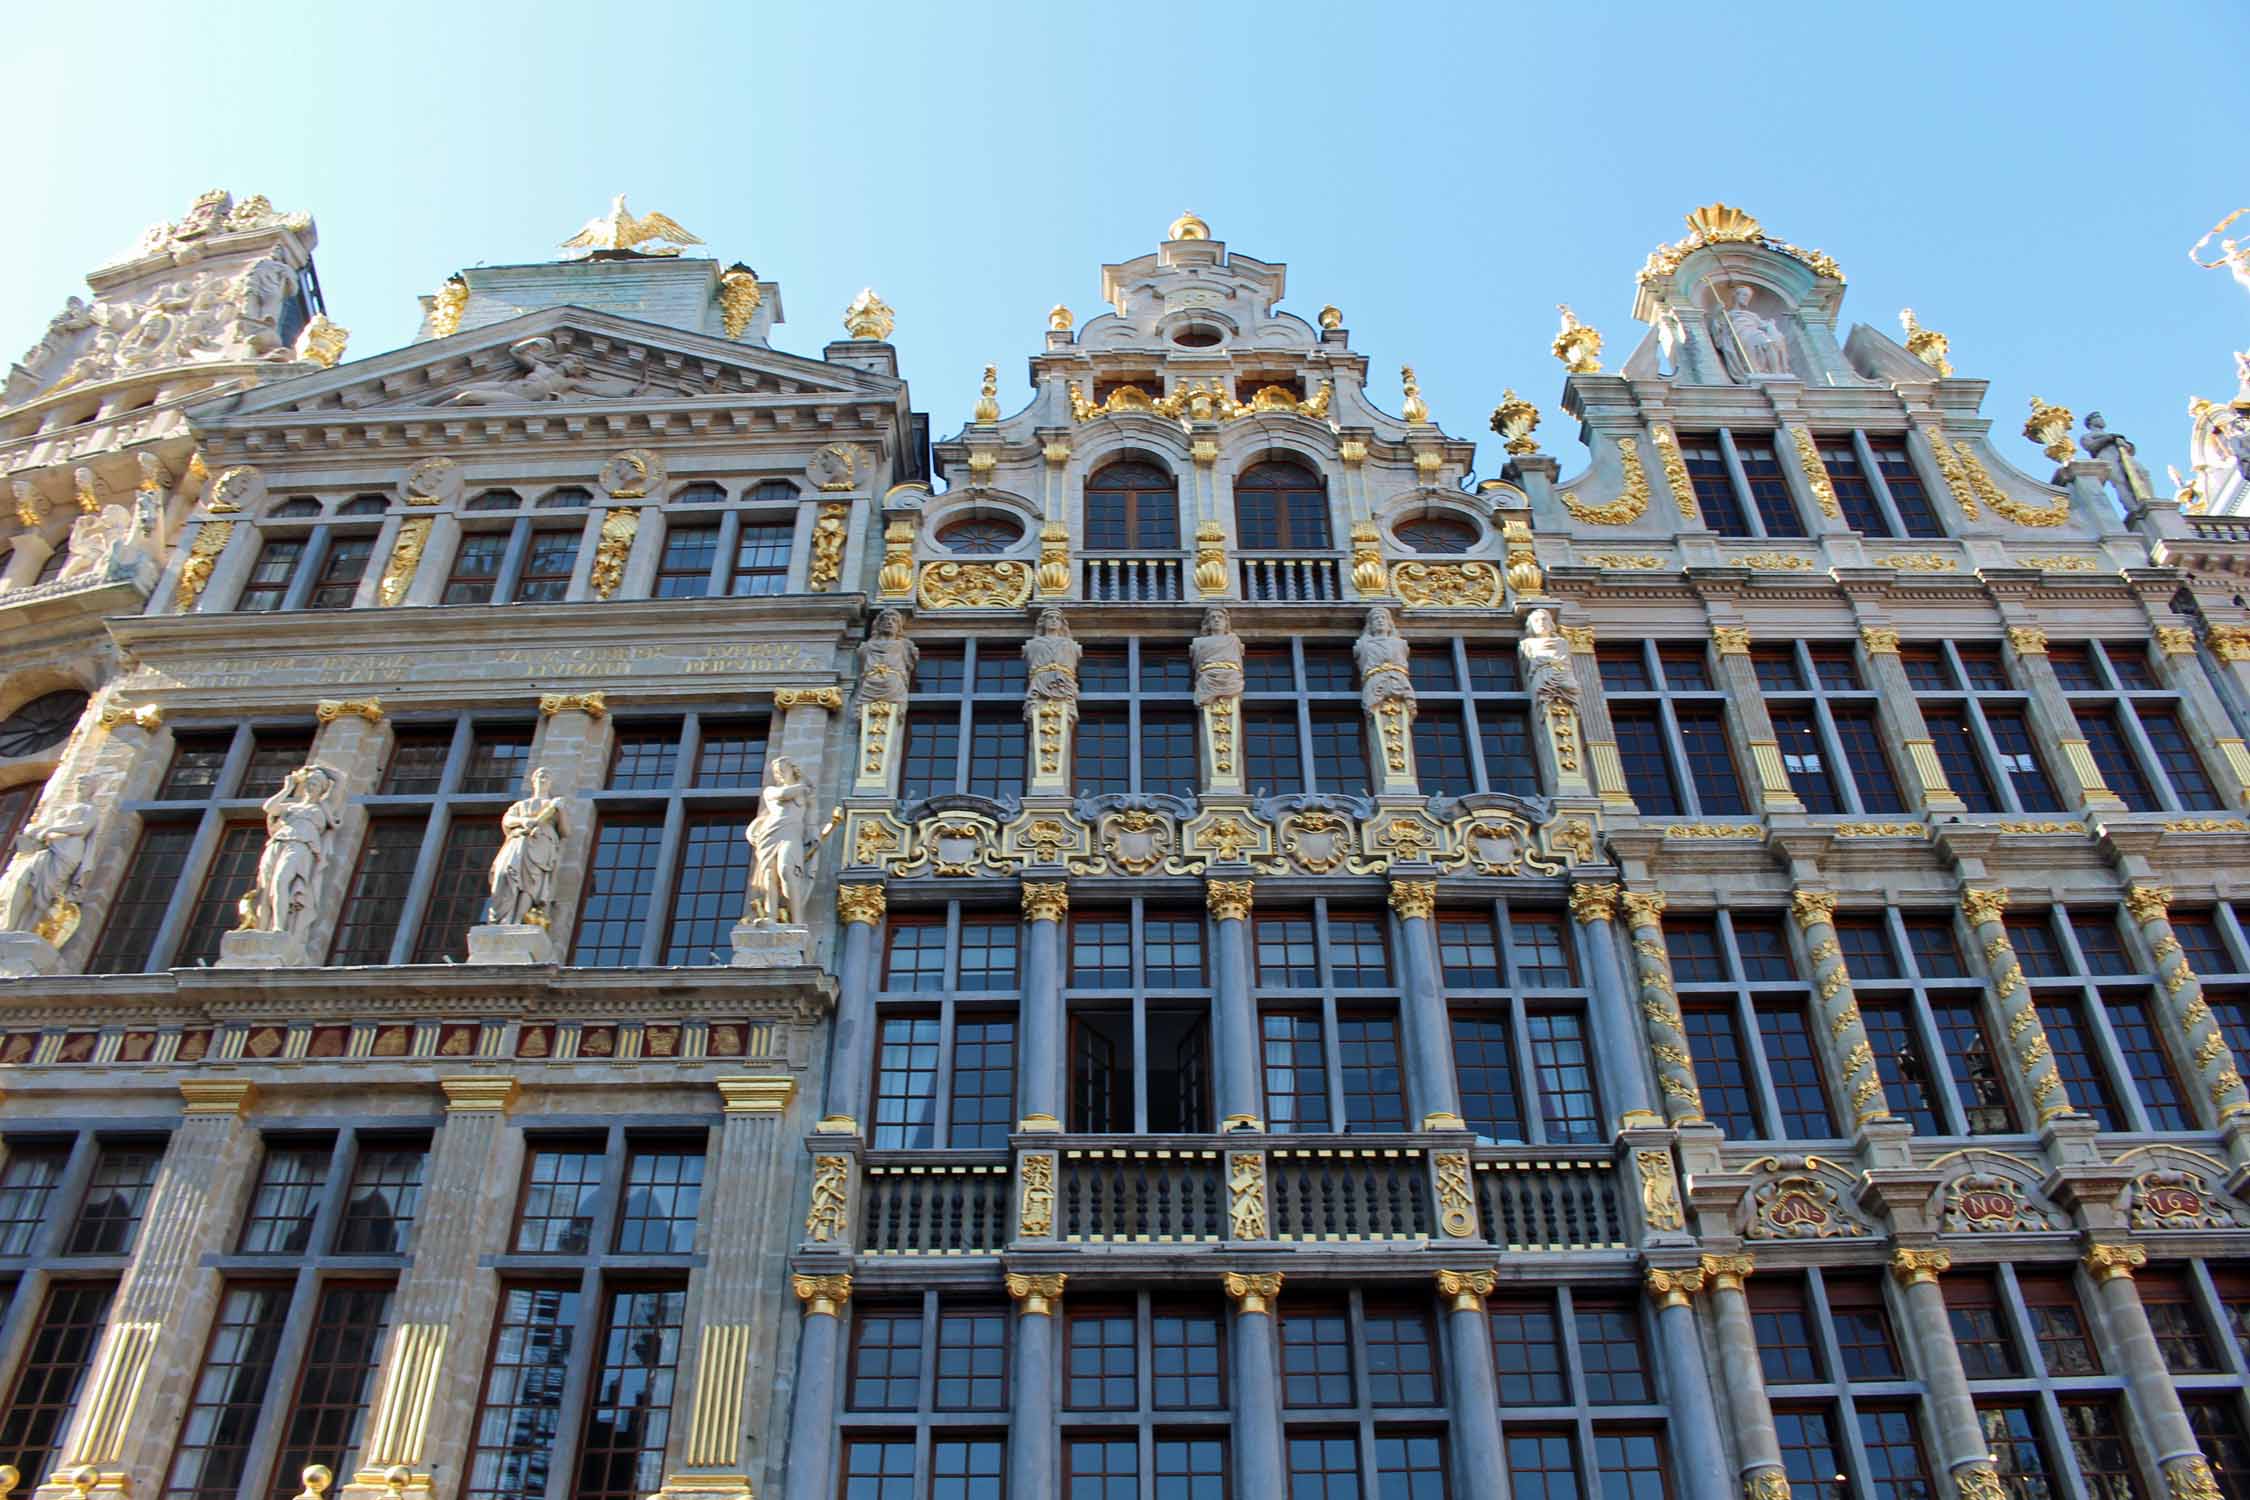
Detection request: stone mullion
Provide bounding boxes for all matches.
[1888,1250,1998,1500]
[1712,629,1804,814]
[779,1276,851,1500]
[1208,880,1261,1128]
[527,699,616,963]
[1958,888,2077,1127]
[1568,884,1658,1121]
[1699,1255,1787,1500]
[1019,884,1068,1125]
[1857,628,1965,813]
[1388,879,1460,1127]
[2152,629,2250,809]
[1788,891,1892,1132]
[1221,1274,1287,1496]
[1004,1275,1064,1500]
[1622,891,1708,1128]
[38,1082,264,1500]
[2080,1244,2222,1500]
[340,1079,524,1500]
[1558,625,1634,808]
[823,888,885,1125]
[1435,1272,1508,1500]
[1642,1269,1732,1500]
[2123,884,2250,1128]
[2003,628,2126,813]
[653,1079,800,1500]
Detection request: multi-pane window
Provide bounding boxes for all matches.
[1489,1286,1669,1500]
[1750,1271,1933,1500]
[1438,902,1597,1143]
[2047,640,2223,812]
[1084,461,1182,551]
[1599,641,1748,817]
[2005,905,2195,1131]
[165,1283,293,1500]
[1754,643,1905,813]
[335,1140,428,1255]
[1235,459,1332,550]
[1069,903,1211,1133]
[0,1144,67,1254]
[228,495,389,612]
[238,1142,330,1254]
[0,1281,116,1482]
[1242,642,1370,796]
[1254,906,1406,1131]
[1410,639,1539,798]
[469,1126,702,1500]
[1817,433,1946,539]
[70,1141,164,1254]
[1866,437,1945,538]
[901,640,1026,802]
[1835,909,2018,1135]
[1281,1292,1448,1495]
[441,489,590,605]
[1669,913,1835,1140]
[87,724,318,973]
[269,1283,393,1500]
[649,484,801,598]
[1676,430,1804,538]
[842,1291,1011,1496]
[874,907,1022,1148]
[1903,644,2062,814]
[568,714,776,966]
[1071,639,1198,797]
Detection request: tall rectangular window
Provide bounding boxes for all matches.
[268,1284,392,1500]
[0,1282,116,1482]
[307,535,375,610]
[574,1286,687,1500]
[177,822,268,966]
[1868,437,1944,537]
[514,1145,604,1255]
[0,1146,67,1254]
[1909,646,2059,814]
[653,524,718,598]
[613,1150,705,1254]
[410,817,503,963]
[237,538,306,612]
[70,1143,163,1255]
[336,1143,426,1255]
[328,817,428,965]
[571,818,665,965]
[164,1283,293,1500]
[442,530,508,605]
[1734,436,1806,536]
[85,821,197,973]
[238,1143,330,1255]
[660,814,751,964]
[463,1285,581,1500]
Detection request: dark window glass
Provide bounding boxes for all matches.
[1596,1433,1671,1500]
[1661,650,1712,691]
[71,1144,162,1255]
[1146,913,1205,987]
[1085,461,1180,550]
[949,1018,1016,1150]
[959,918,1019,987]
[1375,1433,1447,1496]
[441,531,506,605]
[307,535,375,610]
[1870,438,1944,537]
[1772,1408,1847,1500]
[1923,708,1998,812]
[1945,1279,2021,1377]
[2107,996,2189,1129]
[1773,709,1840,811]
[1666,921,1726,983]
[1235,461,1330,550]
[1862,1002,1941,1133]
[607,729,678,791]
[1156,1436,1229,1495]
[238,538,305,612]
[2071,914,2133,975]
[1068,1437,1137,1497]
[934,1309,1008,1410]
[1750,1279,1823,1383]
[1760,1007,1836,1137]
[570,818,663,965]
[238,1145,328,1254]
[1261,1013,1329,1132]
[693,725,767,789]
[1755,649,1807,691]
[574,1286,687,1500]
[1904,918,1965,977]
[882,922,947,993]
[1575,1301,1651,1402]
[1065,1310,1135,1410]
[2007,919,2067,978]
[1856,1409,1933,1500]
[1681,434,1748,535]
[382,732,452,795]
[328,816,427,965]
[2079,707,2157,811]
[1279,1308,1354,1406]
[1453,1013,1523,1143]
[177,822,267,966]
[1488,1298,1567,1403]
[654,524,718,598]
[513,1146,602,1255]
[514,526,580,603]
[2137,1272,2218,1373]
[1735,437,1805,536]
[1685,1007,1760,1136]
[2139,706,2221,809]
[1414,707,1475,796]
[1734,919,1796,981]
[2184,1400,2250,1500]
[871,1016,938,1149]
[462,729,533,794]
[1900,649,1953,693]
[1958,650,2011,692]
[1337,1013,1406,1131]
[2059,1401,2144,1500]
[727,522,792,596]
[848,1309,923,1411]
[965,710,1025,800]
[87,822,196,972]
[2172,914,2229,972]
[1930,1001,2018,1133]
[1831,708,1905,812]
[1479,707,1538,797]
[1529,1012,1599,1142]
[0,1282,115,1482]
[266,1283,391,1500]
[899,709,959,800]
[1507,1431,1582,1500]
[1152,1309,1225,1409]
[661,814,750,965]
[1978,1404,2055,1500]
[463,1285,579,1500]
[2040,1000,2120,1130]
[0,1147,66,1255]
[410,816,502,963]
[1677,708,1746,813]
[1829,1279,1903,1379]
[1598,649,1653,693]
[1836,919,1897,978]
[336,1144,426,1255]
[1611,707,1681,815]
[614,1150,704,1254]
[1824,438,1888,535]
[1075,710,1129,795]
[164,1284,291,1500]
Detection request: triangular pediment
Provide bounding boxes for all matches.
[197,305,902,424]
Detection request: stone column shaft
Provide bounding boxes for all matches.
[2124,885,2250,1126]
[1437,1273,1508,1500]
[1570,884,1656,1120]
[2004,628,2127,812]
[1889,1251,1995,1499]
[1643,1271,1732,1500]
[2151,628,2250,810]
[1209,881,1260,1128]
[1960,888,2077,1126]
[1622,891,1707,1127]
[1223,1275,1286,1496]
[1713,629,1804,814]
[1019,884,1068,1124]
[1789,891,1891,1131]
[780,1279,849,1500]
[1857,628,1966,813]
[823,890,884,1125]
[1555,625,1630,806]
[1005,1277,1062,1498]
[1699,1256,1785,1500]
[2081,1245,2220,1500]
[1389,880,1459,1126]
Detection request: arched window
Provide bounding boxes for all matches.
[1084,462,1179,551]
[936,516,1024,555]
[1394,516,1478,554]
[1234,460,1330,550]
[0,692,86,758]
[745,480,798,504]
[268,497,323,519]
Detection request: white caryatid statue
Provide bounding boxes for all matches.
[857,608,918,707]
[1023,608,1082,707]
[1519,608,1575,696]
[1191,608,1245,707]
[486,768,566,926]
[241,763,345,941]
[1354,606,1414,714]
[1711,285,1791,379]
[0,788,99,935]
[745,756,831,927]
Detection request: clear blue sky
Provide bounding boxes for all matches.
[7,1,2245,486]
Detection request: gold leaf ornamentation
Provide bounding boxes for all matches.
[1561,437,1649,526]
[917,560,1033,609]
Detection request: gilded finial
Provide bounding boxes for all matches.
[973,364,999,425]
[1490,389,1540,454]
[717,264,763,339]
[2024,396,2076,463]
[295,1466,333,1500]
[1898,308,1952,377]
[1683,203,1764,243]
[1552,304,1602,374]
[842,288,895,341]
[1048,304,1073,332]
[1401,366,1429,425]
[1168,211,1210,241]
[0,1464,20,1500]
[1318,304,1343,331]
[428,274,469,339]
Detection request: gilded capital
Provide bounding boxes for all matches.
[1387,879,1438,921]
[1789,890,1838,931]
[179,1079,257,1116]
[2155,626,2198,657]
[714,1076,794,1114]
[1889,1247,1952,1286]
[1643,1265,1705,1309]
[437,1077,518,1113]
[2081,1242,2146,1283]
[2160,1457,2225,1500]
[1954,1464,2006,1500]
[2006,626,2048,656]
[1621,890,1668,929]
[97,703,163,733]
[2123,884,2171,926]
[1569,882,1621,923]
[1859,626,1901,655]
[837,885,888,926]
[1698,1252,1755,1292]
[315,698,384,725]
[1560,624,1597,654]
[1712,626,1751,656]
[1960,887,2010,927]
[773,687,845,711]
[2209,625,2250,663]
[792,1273,852,1316]
[1745,1469,1792,1500]
[1005,1272,1066,1316]
[1221,1271,1283,1314]
[539,691,608,719]
[1435,1269,1498,1313]
[1022,882,1070,923]
[1207,879,1254,922]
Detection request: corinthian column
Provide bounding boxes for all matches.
[1435,1272,1507,1500]
[2079,1244,2224,1500]
[1959,888,2078,1127]
[1887,1250,1999,1500]
[780,1276,851,1500]
[1698,1254,1787,1500]
[1005,1275,1064,1499]
[1221,1274,1286,1496]
[1208,880,1261,1128]
[1643,1267,1732,1500]
[2122,884,2250,1128]
[1622,891,1709,1127]
[1788,891,1891,1130]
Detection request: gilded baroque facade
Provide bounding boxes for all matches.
[0,197,2245,1500]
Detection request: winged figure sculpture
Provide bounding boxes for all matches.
[560,195,706,258]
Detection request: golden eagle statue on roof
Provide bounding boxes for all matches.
[560,194,706,258]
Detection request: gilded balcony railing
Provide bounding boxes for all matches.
[1474,1153,1627,1250]
[859,1155,1011,1255]
[1267,1145,1434,1240]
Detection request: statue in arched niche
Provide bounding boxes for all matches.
[1709,285,1791,380]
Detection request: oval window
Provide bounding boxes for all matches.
[937,515,1024,554]
[1171,325,1223,348]
[0,691,88,758]
[1395,516,1478,554]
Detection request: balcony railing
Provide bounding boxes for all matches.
[1238,553,1342,602]
[1475,1154,1626,1250]
[859,1156,1011,1255]
[1267,1146,1434,1241]
[1081,554,1185,602]
[1060,1147,1224,1241]
[2186,515,2250,543]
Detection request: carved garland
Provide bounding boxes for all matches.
[1650,425,1698,523]
[1957,441,2068,527]
[1561,437,1650,526]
